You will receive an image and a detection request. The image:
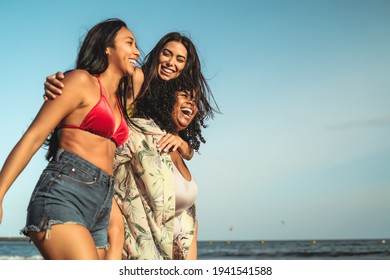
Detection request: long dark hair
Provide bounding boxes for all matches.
[138,32,220,121]
[45,18,131,161]
[134,76,206,151]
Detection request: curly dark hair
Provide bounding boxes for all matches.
[133,76,207,151]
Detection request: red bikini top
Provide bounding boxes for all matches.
[59,76,129,147]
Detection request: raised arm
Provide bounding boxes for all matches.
[0,70,86,223]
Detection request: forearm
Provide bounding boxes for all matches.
[105,198,124,260]
[178,141,194,161]
[0,133,42,201]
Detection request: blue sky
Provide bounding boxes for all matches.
[0,0,389,241]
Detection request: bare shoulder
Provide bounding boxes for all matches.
[61,70,97,99]
[62,69,95,88]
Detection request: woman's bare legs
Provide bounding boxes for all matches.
[29,224,101,260]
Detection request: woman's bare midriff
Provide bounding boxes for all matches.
[58,128,117,175]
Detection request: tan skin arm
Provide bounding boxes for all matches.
[43,70,194,160]
[158,134,194,160]
[0,70,87,223]
[104,198,124,260]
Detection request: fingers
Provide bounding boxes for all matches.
[43,83,60,100]
[43,73,65,100]
[56,71,65,80]
[46,73,65,90]
[157,134,182,153]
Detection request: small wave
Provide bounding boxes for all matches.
[0,255,43,260]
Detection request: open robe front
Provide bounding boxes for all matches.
[113,118,196,260]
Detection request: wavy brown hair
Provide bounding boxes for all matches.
[138,32,220,121]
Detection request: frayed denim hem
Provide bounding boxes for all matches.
[21,220,110,249]
[21,220,80,240]
[97,244,110,251]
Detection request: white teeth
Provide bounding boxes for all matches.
[162,67,174,74]
[129,59,136,65]
[181,108,193,116]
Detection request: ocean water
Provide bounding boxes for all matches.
[198,239,390,260]
[0,239,389,260]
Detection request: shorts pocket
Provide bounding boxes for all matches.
[59,163,98,185]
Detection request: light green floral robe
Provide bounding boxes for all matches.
[113,118,196,260]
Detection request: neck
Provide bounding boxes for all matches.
[99,72,122,96]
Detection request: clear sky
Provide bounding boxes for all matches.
[0,0,389,241]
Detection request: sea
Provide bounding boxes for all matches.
[0,239,389,260]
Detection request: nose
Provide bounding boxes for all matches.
[133,45,140,57]
[166,57,174,66]
[186,99,195,107]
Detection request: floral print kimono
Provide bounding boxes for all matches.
[113,118,196,260]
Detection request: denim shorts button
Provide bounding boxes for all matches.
[72,168,75,172]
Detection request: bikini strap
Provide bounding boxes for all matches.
[96,76,104,96]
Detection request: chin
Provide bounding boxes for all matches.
[159,75,171,81]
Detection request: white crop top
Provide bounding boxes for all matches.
[173,163,198,217]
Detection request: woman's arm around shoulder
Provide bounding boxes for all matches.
[44,71,66,100]
[157,134,194,161]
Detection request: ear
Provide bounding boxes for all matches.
[105,47,111,55]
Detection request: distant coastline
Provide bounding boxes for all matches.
[1,236,388,242]
[0,237,28,242]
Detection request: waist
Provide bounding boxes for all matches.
[58,129,116,174]
[50,148,114,186]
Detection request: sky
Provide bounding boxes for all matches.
[0,0,389,242]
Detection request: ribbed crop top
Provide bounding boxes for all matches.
[59,76,129,147]
[173,164,198,217]
[173,163,198,239]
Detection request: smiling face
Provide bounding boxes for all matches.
[171,90,198,131]
[157,41,188,81]
[106,27,140,77]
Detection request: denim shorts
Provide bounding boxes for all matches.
[20,148,115,249]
